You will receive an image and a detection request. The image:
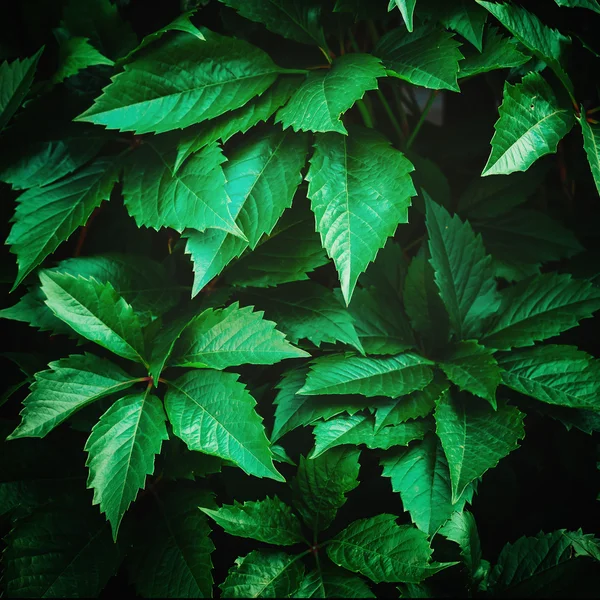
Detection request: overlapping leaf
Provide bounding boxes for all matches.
[52,32,113,84]
[579,110,600,196]
[389,0,417,32]
[296,567,375,598]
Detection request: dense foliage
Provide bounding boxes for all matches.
[1,0,599,597]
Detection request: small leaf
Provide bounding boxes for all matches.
[164,370,283,481]
[388,0,417,32]
[435,391,525,502]
[579,109,600,197]
[85,390,168,539]
[306,126,416,303]
[554,0,600,12]
[201,496,304,545]
[276,54,386,134]
[52,33,113,84]
[297,567,376,598]
[482,72,574,176]
[292,447,360,534]
[438,0,487,51]
[439,510,484,581]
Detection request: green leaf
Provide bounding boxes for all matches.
[481,273,600,351]
[359,238,408,303]
[123,141,244,238]
[498,345,600,410]
[85,390,168,538]
[458,27,530,79]
[482,72,574,176]
[220,550,304,598]
[477,1,574,97]
[375,26,463,92]
[439,510,484,581]
[164,370,284,481]
[299,353,434,398]
[0,133,107,190]
[7,158,118,289]
[439,341,501,409]
[3,501,122,597]
[297,567,376,598]
[129,485,214,598]
[311,415,431,457]
[380,434,463,535]
[39,270,148,365]
[579,109,600,196]
[306,126,416,303]
[488,530,600,597]
[219,0,326,46]
[8,353,136,440]
[425,195,499,340]
[327,514,455,583]
[435,392,525,502]
[201,496,304,545]
[52,33,114,84]
[240,282,364,352]
[554,0,600,12]
[0,47,43,131]
[76,33,283,134]
[388,0,417,32]
[292,447,360,534]
[438,0,487,51]
[375,372,450,430]
[169,302,308,369]
[271,367,369,443]
[276,54,386,134]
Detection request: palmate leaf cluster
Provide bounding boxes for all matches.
[1,0,600,598]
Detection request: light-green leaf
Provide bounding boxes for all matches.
[375,26,463,92]
[276,54,386,134]
[7,158,118,289]
[498,345,600,411]
[439,341,501,409]
[220,550,304,598]
[327,514,455,583]
[435,391,525,502]
[292,447,360,534]
[299,353,434,398]
[579,110,600,196]
[388,0,417,32]
[201,496,304,545]
[481,273,600,351]
[8,354,136,440]
[39,271,148,365]
[76,33,283,134]
[306,126,416,303]
[164,370,283,481]
[85,390,168,539]
[482,72,574,176]
[425,195,499,340]
[169,302,308,370]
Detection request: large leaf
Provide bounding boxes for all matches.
[201,496,304,545]
[220,550,304,598]
[129,484,215,598]
[0,48,43,131]
[435,392,525,502]
[375,25,463,91]
[292,447,360,534]
[389,0,417,32]
[296,567,375,598]
[276,54,386,134]
[164,370,283,481]
[311,414,430,457]
[123,141,244,237]
[439,341,501,409]
[8,353,137,440]
[306,126,416,303]
[579,110,600,196]
[7,158,118,289]
[3,501,122,597]
[240,282,363,352]
[219,0,326,46]
[498,345,600,410]
[169,302,308,369]
[488,530,600,597]
[39,270,148,365]
[299,353,434,398]
[482,72,574,176]
[327,514,455,583]
[76,33,284,134]
[425,196,499,340]
[85,390,168,538]
[481,273,600,351]
[477,1,573,96]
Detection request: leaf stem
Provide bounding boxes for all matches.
[356,100,374,128]
[406,90,438,149]
[376,88,406,145]
[319,46,333,65]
